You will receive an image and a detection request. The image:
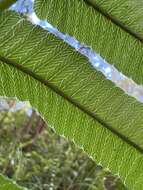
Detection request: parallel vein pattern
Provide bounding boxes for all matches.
[35,0,143,85]
[86,0,143,38]
[1,11,143,190]
[11,0,143,104]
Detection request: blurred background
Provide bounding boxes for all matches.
[0,98,126,190]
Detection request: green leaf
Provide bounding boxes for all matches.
[34,0,143,85]
[0,174,25,190]
[0,0,18,11]
[86,0,143,37]
[1,10,143,190]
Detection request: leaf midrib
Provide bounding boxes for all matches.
[1,55,143,155]
[85,0,143,43]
